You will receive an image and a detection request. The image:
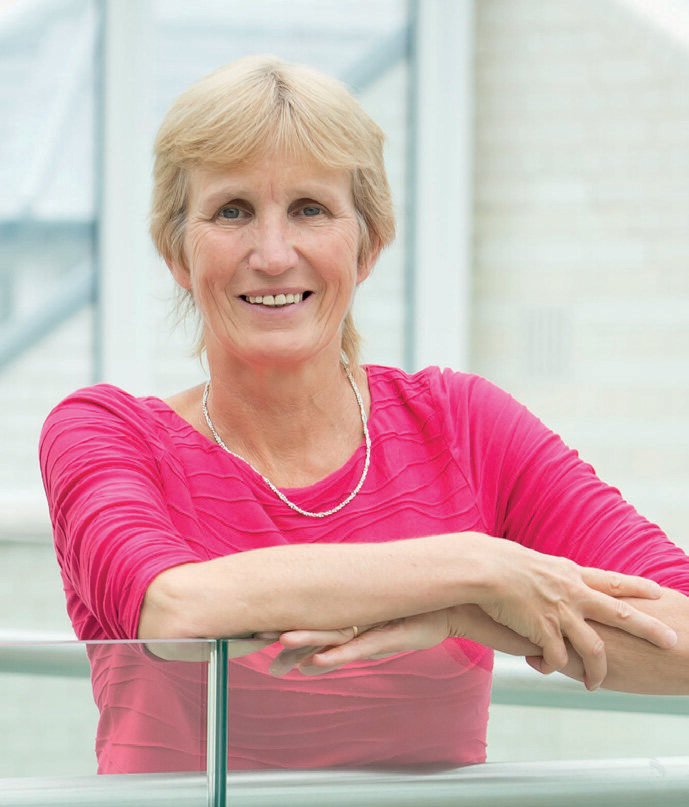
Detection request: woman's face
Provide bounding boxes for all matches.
[171,154,376,370]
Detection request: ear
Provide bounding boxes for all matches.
[167,257,192,291]
[356,237,382,285]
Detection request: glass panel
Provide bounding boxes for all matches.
[487,702,689,764]
[221,640,689,773]
[488,653,689,763]
[2,637,689,806]
[223,638,494,771]
[0,639,213,778]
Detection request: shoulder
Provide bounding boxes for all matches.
[42,383,151,433]
[365,364,542,469]
[366,363,515,415]
[39,384,174,460]
[43,383,128,411]
[39,384,189,504]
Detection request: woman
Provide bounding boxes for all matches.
[40,56,689,774]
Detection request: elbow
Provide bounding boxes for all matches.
[137,564,208,640]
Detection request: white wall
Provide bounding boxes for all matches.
[472,0,689,546]
[473,0,689,763]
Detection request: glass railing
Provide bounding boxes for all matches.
[0,637,214,783]
[1,636,688,806]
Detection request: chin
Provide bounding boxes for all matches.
[239,344,325,370]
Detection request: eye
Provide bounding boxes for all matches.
[290,198,327,218]
[217,204,247,221]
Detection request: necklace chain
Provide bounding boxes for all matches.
[201,368,371,518]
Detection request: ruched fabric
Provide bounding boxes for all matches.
[39,366,689,772]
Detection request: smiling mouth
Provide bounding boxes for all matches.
[241,292,312,307]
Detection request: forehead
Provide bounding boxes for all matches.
[186,155,353,206]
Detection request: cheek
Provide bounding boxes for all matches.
[187,232,232,281]
[323,226,363,276]
[184,239,225,309]
[342,223,362,257]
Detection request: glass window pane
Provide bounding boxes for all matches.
[0,0,98,501]
[0,639,213,777]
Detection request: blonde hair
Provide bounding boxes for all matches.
[150,55,396,366]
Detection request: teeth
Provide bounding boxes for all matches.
[247,293,303,307]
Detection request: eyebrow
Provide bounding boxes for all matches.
[190,172,350,210]
[193,187,250,209]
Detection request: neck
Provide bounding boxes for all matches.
[203,349,369,487]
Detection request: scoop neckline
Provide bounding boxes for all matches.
[147,364,376,497]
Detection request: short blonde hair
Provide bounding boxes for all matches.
[150,55,396,366]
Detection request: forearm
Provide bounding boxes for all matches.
[439,593,688,693]
[447,604,540,657]
[138,532,494,639]
[261,581,679,681]
[558,588,689,694]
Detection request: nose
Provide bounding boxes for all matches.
[247,214,299,275]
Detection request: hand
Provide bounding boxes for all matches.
[477,543,677,690]
[262,606,540,677]
[261,612,453,677]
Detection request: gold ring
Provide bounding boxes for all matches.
[352,625,359,638]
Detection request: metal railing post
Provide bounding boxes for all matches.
[206,640,229,807]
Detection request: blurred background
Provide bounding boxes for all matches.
[0,0,687,777]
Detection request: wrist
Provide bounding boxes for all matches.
[446,532,504,605]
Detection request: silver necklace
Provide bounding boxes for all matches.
[201,368,371,518]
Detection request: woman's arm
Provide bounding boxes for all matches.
[266,587,688,694]
[137,532,492,639]
[429,372,689,692]
[137,532,505,638]
[138,531,674,690]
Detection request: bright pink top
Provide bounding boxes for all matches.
[39,365,689,773]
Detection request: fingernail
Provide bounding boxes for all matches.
[268,659,291,677]
[268,665,286,677]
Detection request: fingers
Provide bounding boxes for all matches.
[269,617,433,677]
[525,655,544,673]
[278,627,360,650]
[304,626,399,670]
[582,568,662,600]
[533,569,674,679]
[561,618,607,690]
[269,644,326,677]
[586,593,677,649]
[583,570,677,645]
[268,627,369,677]
[538,630,569,674]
